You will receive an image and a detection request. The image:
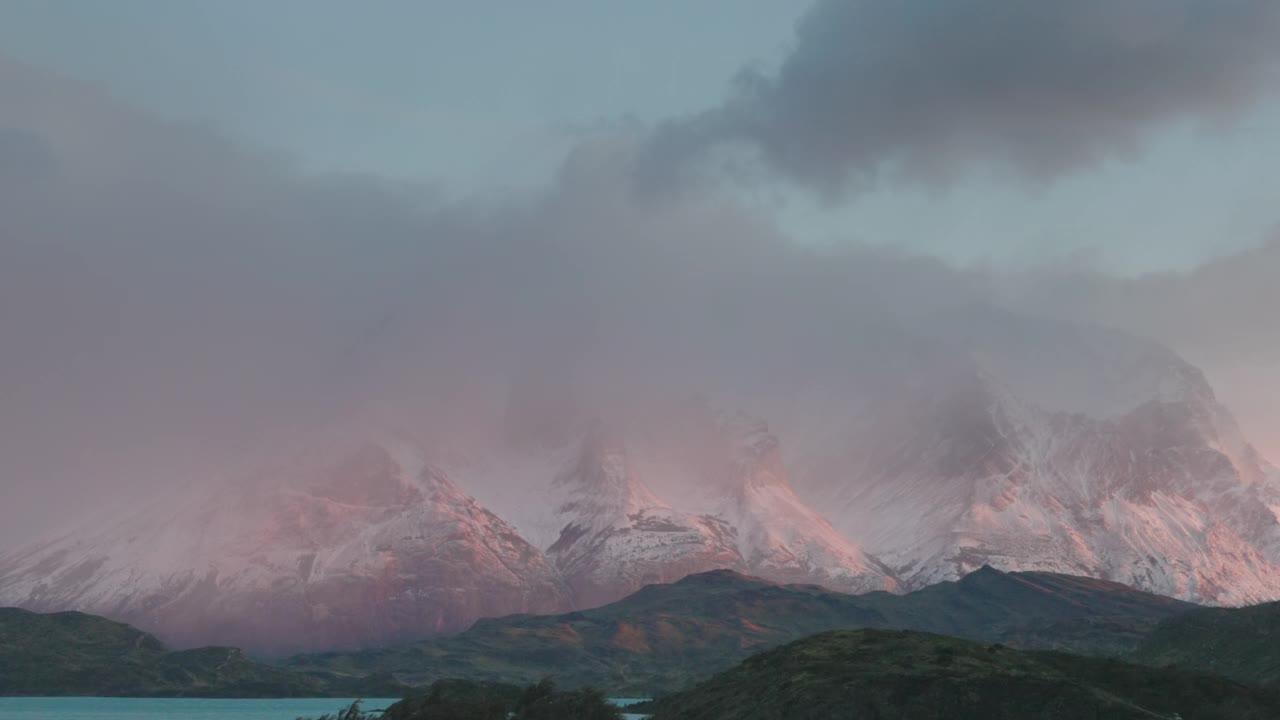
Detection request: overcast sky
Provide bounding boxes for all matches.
[4,0,1278,272]
[2,0,1279,543]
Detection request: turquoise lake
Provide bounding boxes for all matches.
[0,697,650,719]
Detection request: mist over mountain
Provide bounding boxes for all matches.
[4,308,1279,651]
[3,1,1280,659]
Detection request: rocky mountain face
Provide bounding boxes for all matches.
[703,414,892,593]
[790,341,1280,605]
[0,444,569,655]
[543,418,893,607]
[2,315,1279,654]
[543,427,746,608]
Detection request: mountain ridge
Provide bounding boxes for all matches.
[285,566,1196,694]
[0,606,406,697]
[1130,599,1280,688]
[640,628,1280,720]
[3,315,1279,654]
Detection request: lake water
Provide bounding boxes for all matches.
[0,697,651,719]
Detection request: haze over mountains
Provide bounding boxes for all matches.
[3,303,1279,654]
[5,1,1280,665]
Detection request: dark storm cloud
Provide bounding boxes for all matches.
[643,0,1280,195]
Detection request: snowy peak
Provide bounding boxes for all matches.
[0,441,571,655]
[714,414,894,593]
[4,314,1279,653]
[554,423,665,522]
[810,348,1280,605]
[547,427,745,608]
[542,413,894,605]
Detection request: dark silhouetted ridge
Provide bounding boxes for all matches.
[642,629,1280,720]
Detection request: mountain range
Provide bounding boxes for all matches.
[2,312,1279,654]
[284,567,1195,694]
[11,565,1280,702]
[0,565,1218,699]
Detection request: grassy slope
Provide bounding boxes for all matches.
[1130,600,1280,689]
[376,679,621,720]
[287,567,1196,694]
[642,629,1280,720]
[0,607,406,697]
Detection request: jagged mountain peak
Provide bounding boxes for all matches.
[0,440,571,655]
[711,414,895,593]
[545,424,746,608]
[4,315,1280,653]
[555,422,665,515]
[540,410,894,601]
[794,330,1280,605]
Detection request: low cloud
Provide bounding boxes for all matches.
[4,43,1280,547]
[0,57,991,542]
[1005,234,1280,457]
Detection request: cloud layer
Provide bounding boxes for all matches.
[1005,234,1280,457]
[645,0,1280,195]
[4,0,1280,546]
[0,56,987,542]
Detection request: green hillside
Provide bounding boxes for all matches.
[1130,600,1280,688]
[643,629,1280,720]
[0,607,406,697]
[288,567,1195,694]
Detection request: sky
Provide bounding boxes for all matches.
[2,0,1280,543]
[3,0,1278,272]
[0,1,808,189]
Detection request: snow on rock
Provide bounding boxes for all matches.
[3,311,1279,653]
[712,413,895,593]
[544,425,746,608]
[788,330,1280,606]
[0,442,569,655]
[543,415,894,608]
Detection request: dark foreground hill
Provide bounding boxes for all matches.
[641,629,1280,720]
[287,566,1195,694]
[303,679,624,720]
[1130,600,1280,688]
[0,607,406,697]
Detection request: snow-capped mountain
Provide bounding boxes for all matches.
[3,310,1279,653]
[544,426,746,607]
[780,318,1280,605]
[691,412,894,593]
[542,417,893,606]
[0,443,569,655]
